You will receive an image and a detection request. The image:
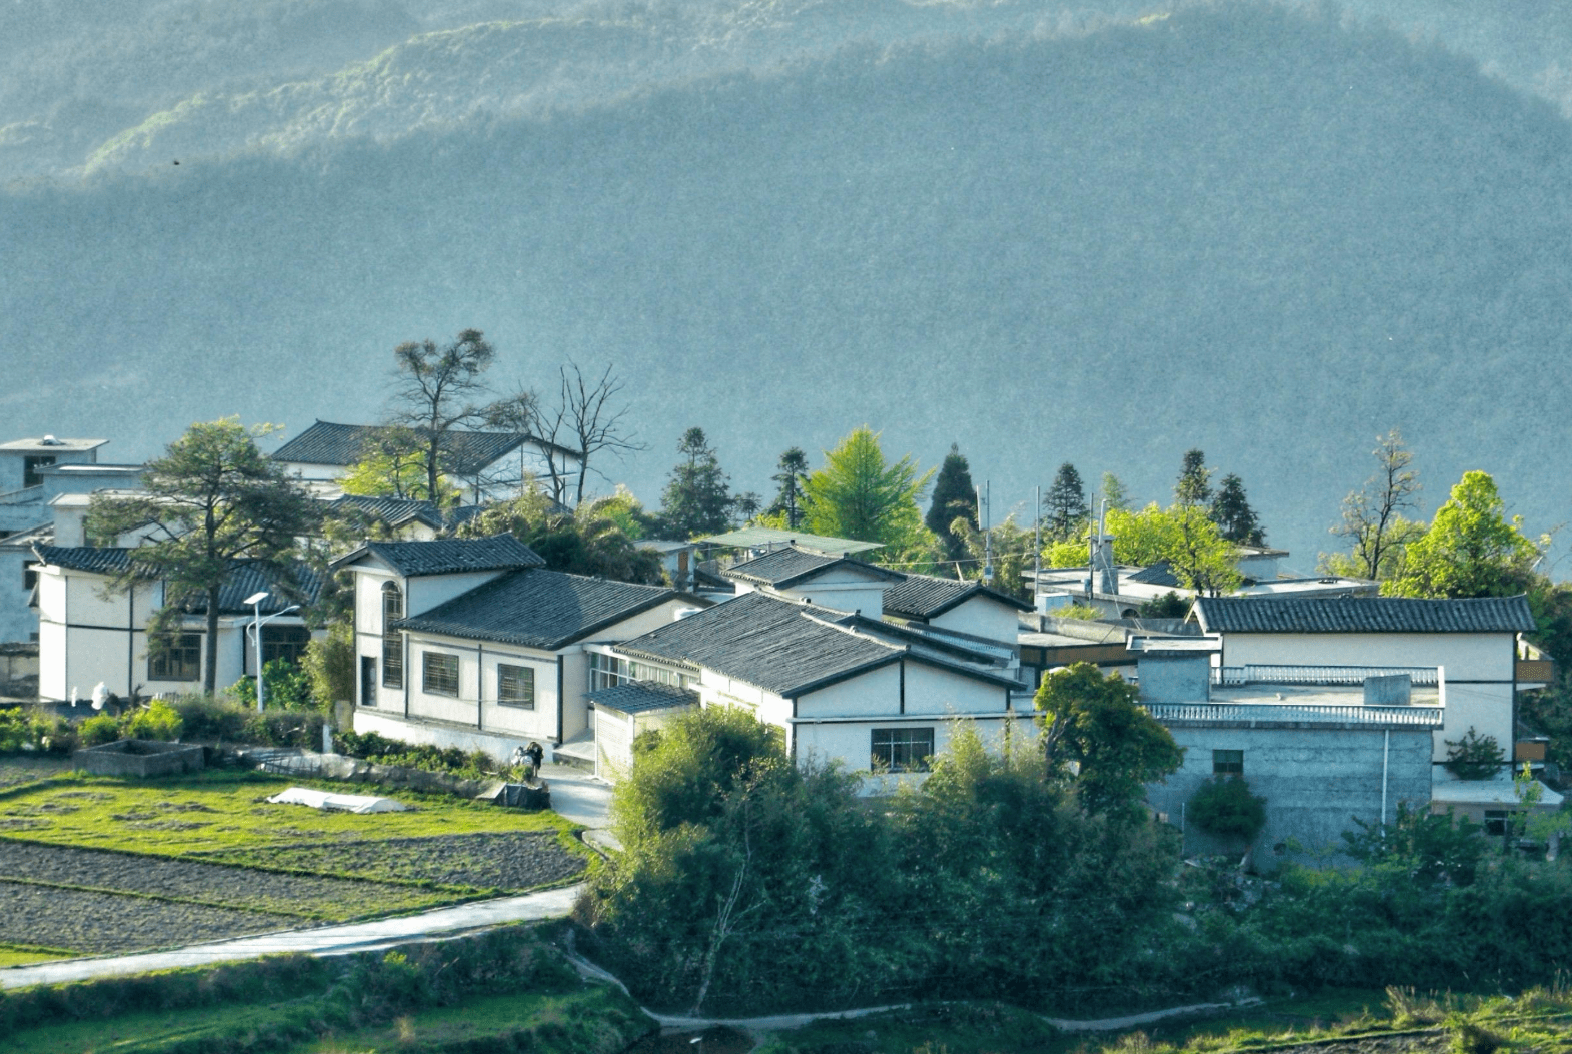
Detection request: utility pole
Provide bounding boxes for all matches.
[977,482,992,584]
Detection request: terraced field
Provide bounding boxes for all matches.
[0,770,590,962]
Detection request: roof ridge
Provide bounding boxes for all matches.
[798,610,906,653]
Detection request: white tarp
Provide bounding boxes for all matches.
[265,787,411,814]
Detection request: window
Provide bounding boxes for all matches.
[22,455,54,488]
[589,651,693,691]
[381,583,403,688]
[497,664,535,709]
[1213,750,1244,776]
[871,727,935,773]
[1484,810,1509,837]
[22,563,37,591]
[149,634,201,682]
[262,625,311,666]
[423,651,460,696]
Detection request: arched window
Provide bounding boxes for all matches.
[381,582,404,689]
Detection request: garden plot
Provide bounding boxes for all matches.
[0,882,299,956]
[0,771,592,963]
[198,831,587,890]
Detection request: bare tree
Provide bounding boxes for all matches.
[560,362,645,503]
[388,329,496,504]
[485,363,644,505]
[1327,429,1424,581]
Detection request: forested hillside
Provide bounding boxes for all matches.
[4,4,1570,560]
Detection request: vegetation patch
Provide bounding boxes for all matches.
[0,927,652,1054]
[200,831,587,891]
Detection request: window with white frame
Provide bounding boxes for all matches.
[381,582,404,689]
[871,727,935,773]
[497,664,535,709]
[422,651,459,697]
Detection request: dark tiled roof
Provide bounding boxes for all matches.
[724,546,905,589]
[882,572,1032,620]
[35,546,131,575]
[273,421,579,472]
[1127,561,1180,587]
[338,534,545,576]
[618,591,903,697]
[394,568,679,649]
[326,494,445,530]
[1193,596,1537,635]
[587,682,699,715]
[35,547,317,614]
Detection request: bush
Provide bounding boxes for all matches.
[303,620,355,708]
[77,712,123,747]
[332,729,499,779]
[122,700,183,741]
[1445,727,1506,780]
[0,708,77,755]
[1188,776,1267,842]
[226,659,316,712]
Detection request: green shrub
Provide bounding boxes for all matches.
[0,709,79,755]
[226,659,317,712]
[123,699,183,741]
[1445,727,1506,780]
[303,620,355,708]
[77,712,123,746]
[332,729,499,779]
[1188,776,1267,841]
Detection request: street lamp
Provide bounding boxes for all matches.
[243,591,299,713]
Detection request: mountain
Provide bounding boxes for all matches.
[2,3,1570,566]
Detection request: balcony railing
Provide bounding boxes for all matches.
[0,484,43,505]
[1145,702,1444,728]
[1212,664,1440,687]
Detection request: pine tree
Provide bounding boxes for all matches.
[926,443,977,563]
[1210,473,1265,545]
[657,427,734,540]
[767,447,810,529]
[1045,462,1089,543]
[1175,449,1213,507]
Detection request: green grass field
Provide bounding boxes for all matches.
[0,770,578,856]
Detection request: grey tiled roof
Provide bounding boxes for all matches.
[882,572,1032,619]
[394,568,679,650]
[273,421,578,472]
[618,590,1020,697]
[35,547,318,614]
[588,682,698,715]
[1127,561,1181,588]
[326,494,445,530]
[1193,596,1537,635]
[723,546,905,589]
[618,591,903,697]
[35,546,131,575]
[339,534,545,576]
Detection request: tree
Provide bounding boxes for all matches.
[457,485,663,584]
[802,427,935,548]
[1210,473,1264,545]
[1101,472,1131,512]
[1045,462,1089,543]
[484,363,644,505]
[1041,502,1240,595]
[87,418,321,695]
[1188,777,1266,844]
[1386,471,1545,599]
[388,329,496,504]
[658,427,735,540]
[1035,662,1183,820]
[1443,727,1507,780]
[1175,449,1213,507]
[339,424,458,504]
[926,443,977,563]
[767,447,811,530]
[950,514,1035,600]
[1323,429,1424,581]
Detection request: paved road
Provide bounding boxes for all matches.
[0,883,583,990]
[539,764,611,829]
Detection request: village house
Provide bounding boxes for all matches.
[272,420,583,505]
[336,534,705,762]
[33,546,320,701]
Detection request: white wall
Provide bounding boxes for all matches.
[770,568,890,618]
[903,662,1011,715]
[406,570,507,618]
[1221,632,1512,682]
[929,597,1021,645]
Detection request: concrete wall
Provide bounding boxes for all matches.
[1137,654,1211,703]
[771,568,890,618]
[929,597,1020,645]
[1146,723,1432,869]
[352,707,529,765]
[1220,632,1511,681]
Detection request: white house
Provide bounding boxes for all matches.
[272,420,583,504]
[1191,595,1536,768]
[608,588,1026,790]
[336,534,705,762]
[34,546,319,701]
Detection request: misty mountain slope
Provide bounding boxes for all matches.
[3,4,1570,562]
